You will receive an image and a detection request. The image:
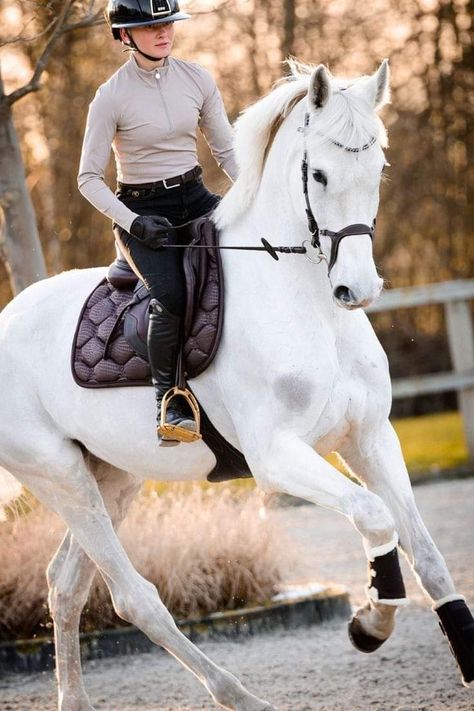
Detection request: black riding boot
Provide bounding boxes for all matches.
[148,299,196,442]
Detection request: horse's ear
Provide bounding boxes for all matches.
[308,64,332,111]
[346,59,390,111]
[372,58,390,110]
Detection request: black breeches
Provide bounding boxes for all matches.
[116,175,220,316]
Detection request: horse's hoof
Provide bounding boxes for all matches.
[348,615,387,653]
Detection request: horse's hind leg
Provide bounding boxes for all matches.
[16,438,273,711]
[340,420,474,685]
[47,463,140,711]
[48,535,96,711]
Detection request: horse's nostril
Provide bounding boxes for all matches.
[333,285,355,303]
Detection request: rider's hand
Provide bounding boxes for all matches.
[129,215,172,249]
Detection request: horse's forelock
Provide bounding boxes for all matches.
[311,87,388,152]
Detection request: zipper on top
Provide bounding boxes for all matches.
[155,72,173,133]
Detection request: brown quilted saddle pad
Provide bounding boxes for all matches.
[72,216,223,387]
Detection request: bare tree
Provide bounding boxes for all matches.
[0,0,103,296]
[281,0,296,61]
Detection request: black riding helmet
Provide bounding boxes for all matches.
[106,0,191,40]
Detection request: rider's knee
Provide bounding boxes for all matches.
[149,282,186,318]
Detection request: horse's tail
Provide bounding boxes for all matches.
[0,467,22,522]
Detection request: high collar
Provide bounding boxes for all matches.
[128,54,171,86]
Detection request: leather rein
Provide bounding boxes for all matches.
[163,109,378,269]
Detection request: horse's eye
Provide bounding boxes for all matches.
[312,170,327,186]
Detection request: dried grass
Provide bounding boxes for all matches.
[0,485,300,641]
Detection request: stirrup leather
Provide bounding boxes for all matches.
[158,386,202,443]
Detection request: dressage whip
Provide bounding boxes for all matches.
[162,238,307,261]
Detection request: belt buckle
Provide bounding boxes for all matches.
[162,178,180,190]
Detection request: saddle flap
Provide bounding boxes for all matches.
[123,288,150,361]
[182,216,224,377]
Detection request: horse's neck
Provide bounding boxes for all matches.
[221,109,337,318]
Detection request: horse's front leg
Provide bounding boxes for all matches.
[339,419,474,686]
[244,431,408,645]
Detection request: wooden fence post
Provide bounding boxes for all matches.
[445,300,474,460]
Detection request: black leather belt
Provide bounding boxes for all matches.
[117,166,202,195]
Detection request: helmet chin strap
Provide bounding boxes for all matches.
[124,30,164,63]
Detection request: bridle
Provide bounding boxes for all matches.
[156,107,380,267]
[300,111,377,272]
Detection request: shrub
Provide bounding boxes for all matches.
[0,485,300,641]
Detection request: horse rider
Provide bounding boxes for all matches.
[77,0,238,444]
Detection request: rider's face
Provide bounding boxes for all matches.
[126,22,175,60]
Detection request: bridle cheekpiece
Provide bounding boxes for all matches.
[300,110,377,273]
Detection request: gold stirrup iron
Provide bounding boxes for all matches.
[158,386,202,443]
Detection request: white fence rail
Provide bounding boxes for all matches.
[366,279,474,460]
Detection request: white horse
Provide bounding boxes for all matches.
[1,59,472,711]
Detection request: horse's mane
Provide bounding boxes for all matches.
[215,59,389,229]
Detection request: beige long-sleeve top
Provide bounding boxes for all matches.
[78,55,238,231]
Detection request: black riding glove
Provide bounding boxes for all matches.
[129,215,173,249]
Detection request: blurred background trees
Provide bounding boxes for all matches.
[0,0,472,414]
[0,0,102,291]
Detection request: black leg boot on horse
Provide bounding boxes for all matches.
[148,299,197,445]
